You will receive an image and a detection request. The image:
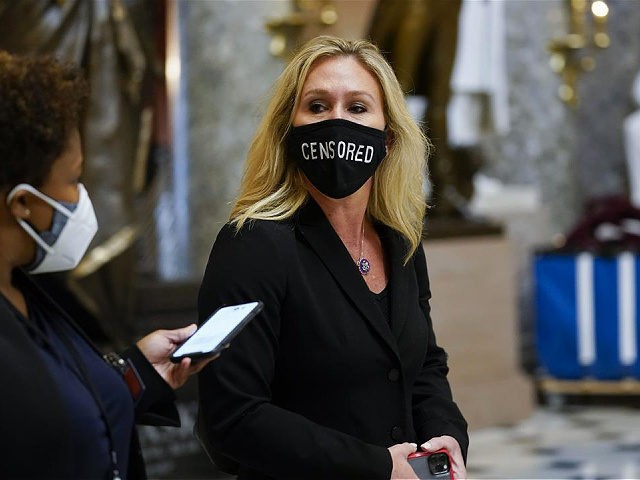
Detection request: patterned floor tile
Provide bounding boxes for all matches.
[467,406,640,479]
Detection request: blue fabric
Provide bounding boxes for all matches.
[534,253,640,380]
[26,298,134,479]
[28,200,77,270]
[636,259,640,379]
[535,254,582,379]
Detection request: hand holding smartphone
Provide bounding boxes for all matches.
[170,301,263,363]
[407,450,452,480]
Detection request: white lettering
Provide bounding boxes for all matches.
[364,145,374,163]
[345,142,356,160]
[319,142,331,159]
[302,140,375,163]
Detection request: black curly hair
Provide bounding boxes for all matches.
[0,51,88,193]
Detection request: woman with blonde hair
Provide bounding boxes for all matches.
[197,36,468,479]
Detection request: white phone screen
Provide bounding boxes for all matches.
[171,301,262,360]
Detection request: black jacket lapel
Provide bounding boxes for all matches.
[380,228,412,340]
[295,200,400,358]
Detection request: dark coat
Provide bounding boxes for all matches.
[0,269,180,479]
[196,199,468,480]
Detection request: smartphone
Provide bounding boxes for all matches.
[170,301,263,363]
[407,450,452,480]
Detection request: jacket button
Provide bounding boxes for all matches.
[387,368,400,382]
[390,426,404,442]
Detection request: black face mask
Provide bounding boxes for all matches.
[286,118,387,199]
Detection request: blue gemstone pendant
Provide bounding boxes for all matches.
[358,257,371,275]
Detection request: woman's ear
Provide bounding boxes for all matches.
[385,129,394,155]
[6,189,32,221]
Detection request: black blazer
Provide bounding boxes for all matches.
[0,269,180,479]
[197,199,468,480]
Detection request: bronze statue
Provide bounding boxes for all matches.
[0,0,158,345]
[369,0,485,229]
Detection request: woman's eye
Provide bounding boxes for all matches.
[349,103,367,114]
[309,102,326,114]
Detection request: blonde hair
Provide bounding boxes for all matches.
[230,36,429,263]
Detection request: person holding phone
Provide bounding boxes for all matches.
[196,36,468,479]
[171,302,263,363]
[0,51,211,479]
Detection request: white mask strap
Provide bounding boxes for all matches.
[5,183,84,255]
[15,218,55,254]
[6,183,75,217]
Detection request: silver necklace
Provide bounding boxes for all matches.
[357,221,371,275]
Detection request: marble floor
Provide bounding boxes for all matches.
[467,405,640,479]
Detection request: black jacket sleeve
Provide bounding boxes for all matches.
[411,246,469,462]
[122,345,180,427]
[196,222,392,479]
[26,269,179,427]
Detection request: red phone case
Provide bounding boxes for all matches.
[407,449,453,480]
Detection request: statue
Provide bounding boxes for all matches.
[0,0,160,346]
[369,0,506,236]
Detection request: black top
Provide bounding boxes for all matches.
[0,269,181,479]
[196,199,468,480]
[5,293,134,478]
[372,285,391,325]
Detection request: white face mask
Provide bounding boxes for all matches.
[6,183,98,274]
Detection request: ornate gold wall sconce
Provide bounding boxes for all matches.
[265,0,338,58]
[547,0,610,106]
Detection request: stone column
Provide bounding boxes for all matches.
[157,0,288,280]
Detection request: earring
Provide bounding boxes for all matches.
[24,209,31,217]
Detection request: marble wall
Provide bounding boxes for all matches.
[482,0,640,236]
[576,0,640,201]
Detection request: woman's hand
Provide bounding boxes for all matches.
[136,324,217,390]
[420,435,466,480]
[388,442,419,479]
